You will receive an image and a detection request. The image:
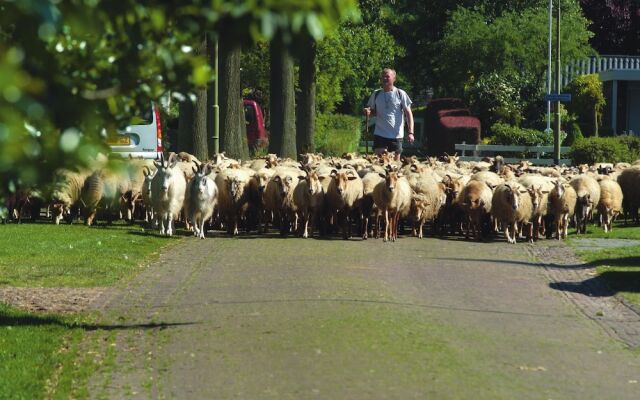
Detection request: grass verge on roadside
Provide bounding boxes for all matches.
[0,222,180,287]
[0,221,181,398]
[568,220,640,307]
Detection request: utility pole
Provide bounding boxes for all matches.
[211,32,220,154]
[554,0,561,165]
[546,0,553,134]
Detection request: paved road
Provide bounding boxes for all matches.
[88,234,640,399]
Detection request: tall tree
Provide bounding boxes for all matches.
[269,31,297,159]
[192,37,209,161]
[296,37,316,154]
[580,0,640,55]
[219,32,249,160]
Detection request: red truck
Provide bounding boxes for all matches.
[244,99,268,149]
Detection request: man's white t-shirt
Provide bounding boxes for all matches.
[366,88,412,139]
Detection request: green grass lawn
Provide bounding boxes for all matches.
[0,221,180,398]
[568,220,640,307]
[0,222,180,287]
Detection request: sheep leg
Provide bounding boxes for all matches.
[199,217,206,239]
[383,210,389,242]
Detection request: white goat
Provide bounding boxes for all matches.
[151,153,187,236]
[185,163,218,239]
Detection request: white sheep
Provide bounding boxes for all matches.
[215,166,254,235]
[548,180,577,240]
[325,167,364,239]
[50,168,89,224]
[293,170,324,238]
[570,175,601,234]
[457,179,492,240]
[372,169,412,242]
[151,153,187,236]
[185,163,218,239]
[491,183,534,244]
[597,178,623,233]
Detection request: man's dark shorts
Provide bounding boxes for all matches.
[373,135,403,154]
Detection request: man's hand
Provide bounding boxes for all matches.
[407,133,415,144]
[363,107,372,117]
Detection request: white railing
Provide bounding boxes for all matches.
[455,142,572,166]
[562,55,640,86]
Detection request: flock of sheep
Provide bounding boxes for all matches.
[8,150,640,244]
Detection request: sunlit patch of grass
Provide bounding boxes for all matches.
[569,220,640,307]
[0,222,181,287]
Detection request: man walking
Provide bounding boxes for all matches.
[363,68,414,161]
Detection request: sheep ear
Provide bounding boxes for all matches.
[330,169,338,177]
[298,175,307,181]
[410,164,418,172]
[541,190,549,194]
[347,175,358,181]
[378,173,386,179]
[397,172,404,178]
[272,176,281,182]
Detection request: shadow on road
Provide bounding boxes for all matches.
[550,271,640,297]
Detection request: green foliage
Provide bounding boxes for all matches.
[569,137,636,164]
[565,74,606,136]
[436,2,593,131]
[315,113,361,156]
[564,120,584,146]
[0,0,359,203]
[488,123,556,146]
[465,73,525,130]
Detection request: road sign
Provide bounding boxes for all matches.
[544,93,572,102]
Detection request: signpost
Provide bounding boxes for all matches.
[544,93,572,102]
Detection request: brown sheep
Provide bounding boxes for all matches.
[458,180,493,240]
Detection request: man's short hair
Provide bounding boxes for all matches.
[381,68,396,77]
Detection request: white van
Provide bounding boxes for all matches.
[108,104,163,159]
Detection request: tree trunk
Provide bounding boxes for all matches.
[296,39,316,154]
[593,106,599,137]
[177,99,194,155]
[219,36,249,160]
[269,31,297,159]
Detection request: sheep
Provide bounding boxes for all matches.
[247,167,275,233]
[372,169,412,242]
[215,166,254,235]
[293,170,324,238]
[518,175,555,240]
[360,171,385,239]
[185,162,218,239]
[491,183,534,244]
[597,178,623,233]
[617,167,640,224]
[470,170,503,188]
[151,153,187,236]
[457,180,492,240]
[437,174,465,236]
[262,166,305,235]
[570,175,601,234]
[123,158,156,223]
[50,169,89,224]
[80,165,131,226]
[548,180,577,239]
[141,166,157,225]
[325,167,364,239]
[408,173,446,238]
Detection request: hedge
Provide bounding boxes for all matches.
[487,123,557,146]
[569,136,638,164]
[315,113,361,156]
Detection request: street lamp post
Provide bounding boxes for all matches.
[554,0,561,165]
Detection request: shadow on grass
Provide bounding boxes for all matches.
[0,312,199,331]
[434,257,591,270]
[549,271,640,297]
[585,257,640,268]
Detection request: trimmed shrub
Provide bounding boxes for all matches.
[564,121,584,146]
[565,74,605,137]
[315,113,361,156]
[569,137,635,165]
[488,123,556,146]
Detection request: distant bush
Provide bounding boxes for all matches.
[488,123,556,146]
[315,113,361,156]
[569,137,636,164]
[564,121,584,146]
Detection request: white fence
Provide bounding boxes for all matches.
[455,143,572,166]
[562,55,640,86]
